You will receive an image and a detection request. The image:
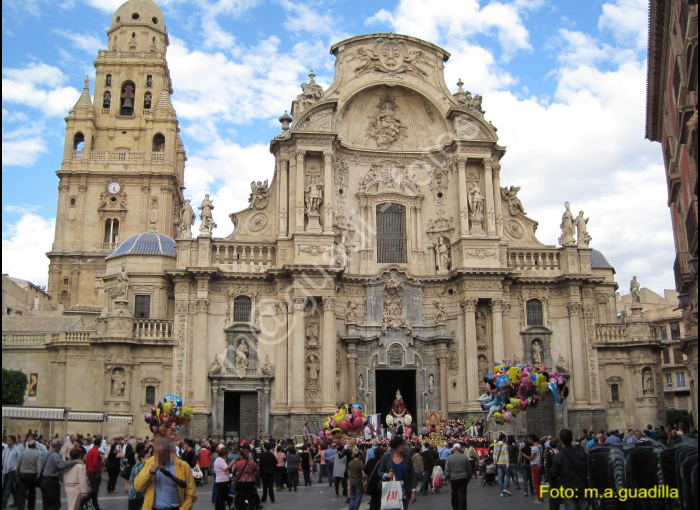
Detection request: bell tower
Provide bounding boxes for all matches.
[47,0,185,308]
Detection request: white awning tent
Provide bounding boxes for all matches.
[67,411,104,422]
[2,407,65,420]
[107,415,133,424]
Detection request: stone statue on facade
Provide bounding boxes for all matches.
[304,177,324,214]
[501,186,525,216]
[630,276,641,303]
[111,368,125,397]
[531,340,543,367]
[305,314,319,347]
[307,354,320,386]
[575,211,591,247]
[468,181,484,217]
[346,300,360,324]
[643,370,654,394]
[198,194,216,234]
[558,201,576,246]
[428,374,435,394]
[434,236,451,273]
[249,180,269,210]
[333,241,348,269]
[261,355,274,377]
[178,199,195,239]
[235,341,249,374]
[366,96,406,149]
[208,356,222,376]
[475,310,486,345]
[116,265,129,300]
[433,300,447,324]
[296,70,323,111]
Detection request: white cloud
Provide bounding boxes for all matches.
[1,213,55,287]
[2,62,80,117]
[53,29,104,54]
[2,120,50,167]
[598,0,649,50]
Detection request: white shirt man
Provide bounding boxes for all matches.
[364,425,372,441]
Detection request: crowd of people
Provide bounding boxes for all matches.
[2,421,695,510]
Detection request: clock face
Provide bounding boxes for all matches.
[107,182,121,194]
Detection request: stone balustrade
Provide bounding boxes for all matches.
[212,242,276,273]
[507,249,560,271]
[596,323,627,343]
[98,50,164,60]
[2,334,47,345]
[83,151,146,162]
[63,331,92,342]
[2,331,94,346]
[133,319,173,339]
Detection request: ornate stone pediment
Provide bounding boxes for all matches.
[351,38,430,79]
[359,161,420,196]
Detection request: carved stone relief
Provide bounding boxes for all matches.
[248,180,269,210]
[365,96,407,149]
[352,38,429,79]
[448,351,459,375]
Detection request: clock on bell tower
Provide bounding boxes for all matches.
[46,0,186,309]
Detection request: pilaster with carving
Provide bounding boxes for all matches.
[461,298,479,403]
[482,158,496,234]
[290,295,307,412]
[566,301,587,403]
[491,298,505,363]
[295,151,306,232]
[277,157,289,238]
[323,152,334,233]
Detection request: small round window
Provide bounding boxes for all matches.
[152,17,158,24]
[115,16,121,22]
[132,12,140,20]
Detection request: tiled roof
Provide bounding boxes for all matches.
[2,316,83,333]
[591,249,614,268]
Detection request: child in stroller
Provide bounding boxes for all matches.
[481,451,497,486]
[192,464,203,487]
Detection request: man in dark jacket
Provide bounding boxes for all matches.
[258,443,276,504]
[445,444,472,510]
[548,429,588,509]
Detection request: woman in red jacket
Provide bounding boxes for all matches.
[197,442,211,485]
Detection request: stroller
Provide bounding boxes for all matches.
[481,453,497,486]
[192,464,204,487]
[431,465,444,493]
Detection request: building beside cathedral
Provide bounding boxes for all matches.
[2,0,667,439]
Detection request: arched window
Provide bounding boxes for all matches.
[376,202,406,263]
[104,218,119,244]
[233,296,252,322]
[73,132,85,151]
[526,299,543,326]
[152,133,165,152]
[610,384,619,402]
[143,92,152,109]
[146,75,153,87]
[145,385,156,405]
[119,81,135,116]
[103,91,111,109]
[105,74,112,87]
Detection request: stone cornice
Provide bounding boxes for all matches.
[645,0,670,141]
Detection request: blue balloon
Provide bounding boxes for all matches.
[164,394,183,407]
[547,381,561,406]
[353,404,363,410]
[496,375,511,389]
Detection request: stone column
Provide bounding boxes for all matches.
[492,161,503,238]
[502,302,512,359]
[348,353,357,403]
[262,378,272,434]
[438,353,449,418]
[278,158,289,238]
[274,300,288,410]
[457,157,469,235]
[295,151,305,233]
[193,298,209,411]
[323,152,334,234]
[321,297,336,412]
[567,302,587,402]
[491,298,505,364]
[461,298,479,402]
[483,158,496,235]
[291,296,307,412]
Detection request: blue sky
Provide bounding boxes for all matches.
[2,0,675,297]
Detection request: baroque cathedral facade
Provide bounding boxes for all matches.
[2,0,666,440]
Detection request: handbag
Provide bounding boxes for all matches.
[363,459,380,495]
[380,480,404,510]
[120,464,132,480]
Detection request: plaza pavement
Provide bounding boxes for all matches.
[29,472,517,510]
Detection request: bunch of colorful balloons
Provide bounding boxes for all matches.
[319,403,369,439]
[477,360,569,425]
[144,394,194,438]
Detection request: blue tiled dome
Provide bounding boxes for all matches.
[106,232,176,259]
[591,249,613,268]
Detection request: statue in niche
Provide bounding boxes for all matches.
[307,354,320,386]
[249,180,269,210]
[111,368,126,397]
[358,374,364,394]
[428,374,435,394]
[630,276,641,303]
[261,355,274,377]
[296,70,323,110]
[198,194,216,234]
[304,177,324,214]
[116,265,129,299]
[433,300,447,324]
[642,370,654,394]
[434,236,451,273]
[558,201,576,246]
[382,278,411,333]
[346,300,360,324]
[501,186,525,216]
[235,342,249,373]
[306,314,319,347]
[475,310,487,345]
[575,211,591,247]
[179,199,195,239]
[468,181,484,217]
[366,96,406,149]
[531,340,543,367]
